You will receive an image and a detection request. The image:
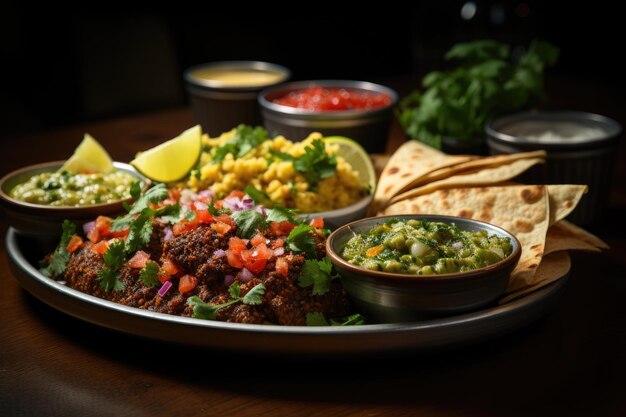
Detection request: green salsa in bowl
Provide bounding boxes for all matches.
[326,215,521,323]
[0,161,146,240]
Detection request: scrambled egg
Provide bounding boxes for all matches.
[185,129,366,213]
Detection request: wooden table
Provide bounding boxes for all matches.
[2,107,626,417]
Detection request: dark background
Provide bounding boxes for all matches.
[1,2,623,139]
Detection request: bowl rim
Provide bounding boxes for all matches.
[326,214,522,283]
[0,160,146,213]
[258,79,399,116]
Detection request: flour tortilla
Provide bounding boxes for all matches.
[499,251,571,304]
[405,150,547,190]
[546,220,609,253]
[387,158,544,207]
[369,140,472,215]
[382,185,550,291]
[547,185,588,226]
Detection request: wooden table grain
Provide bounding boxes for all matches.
[2,106,626,417]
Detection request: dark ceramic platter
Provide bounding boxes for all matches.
[5,228,568,355]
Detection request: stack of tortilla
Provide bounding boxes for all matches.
[371,140,609,304]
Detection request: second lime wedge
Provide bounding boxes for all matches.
[130,125,202,183]
[61,133,114,174]
[324,136,377,192]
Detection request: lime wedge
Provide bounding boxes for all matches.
[324,136,376,192]
[61,133,114,174]
[130,125,202,183]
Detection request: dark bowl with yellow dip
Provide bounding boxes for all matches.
[326,215,521,323]
[183,61,291,137]
[0,161,146,240]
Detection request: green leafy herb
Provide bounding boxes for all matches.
[244,185,271,205]
[305,312,366,326]
[286,224,317,259]
[139,261,160,287]
[40,220,76,277]
[231,209,266,238]
[398,39,559,149]
[187,283,266,320]
[110,183,170,231]
[207,201,229,216]
[298,258,336,295]
[293,139,337,186]
[212,125,268,162]
[97,240,126,292]
[266,206,300,224]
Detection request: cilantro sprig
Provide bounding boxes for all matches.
[40,219,76,277]
[305,312,366,326]
[187,282,265,320]
[286,224,317,259]
[139,260,160,287]
[298,257,337,295]
[270,139,337,188]
[212,125,268,163]
[97,240,126,292]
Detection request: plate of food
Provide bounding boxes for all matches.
[3,126,608,355]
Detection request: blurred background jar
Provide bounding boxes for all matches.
[486,110,622,227]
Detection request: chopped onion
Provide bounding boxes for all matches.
[198,189,214,199]
[410,241,429,258]
[273,247,285,256]
[157,281,173,297]
[239,267,254,283]
[179,189,198,204]
[490,247,505,259]
[224,274,235,286]
[194,201,208,211]
[163,227,173,242]
[452,241,464,250]
[213,249,226,258]
[83,220,96,235]
[255,205,267,216]
[223,197,243,211]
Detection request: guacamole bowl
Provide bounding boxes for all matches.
[0,161,146,241]
[326,215,521,323]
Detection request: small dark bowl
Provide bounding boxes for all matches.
[258,80,398,153]
[0,161,146,241]
[326,215,522,323]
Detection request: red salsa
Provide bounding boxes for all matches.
[273,87,391,111]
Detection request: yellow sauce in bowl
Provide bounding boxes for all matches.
[190,68,287,88]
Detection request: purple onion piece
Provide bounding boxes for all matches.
[224,275,235,286]
[157,281,173,297]
[273,247,285,256]
[239,267,254,283]
[223,197,243,211]
[198,189,214,198]
[194,201,208,211]
[83,220,96,235]
[163,227,173,242]
[255,205,267,216]
[213,249,226,258]
[452,241,464,249]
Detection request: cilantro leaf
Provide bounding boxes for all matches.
[293,139,337,187]
[130,181,142,200]
[124,212,153,254]
[187,296,221,320]
[207,201,230,216]
[97,240,126,292]
[266,206,300,224]
[110,183,170,232]
[286,224,317,259]
[40,220,76,277]
[306,312,329,326]
[231,209,266,238]
[139,261,160,287]
[298,259,333,295]
[244,185,271,205]
[228,282,241,299]
[212,125,268,163]
[242,283,265,305]
[329,313,366,326]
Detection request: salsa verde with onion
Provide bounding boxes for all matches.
[10,170,137,206]
[341,219,513,275]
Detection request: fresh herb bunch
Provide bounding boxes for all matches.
[398,39,559,149]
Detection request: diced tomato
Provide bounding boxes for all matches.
[244,258,267,274]
[195,209,213,224]
[128,250,150,268]
[90,240,109,255]
[211,221,232,235]
[272,238,284,249]
[178,274,198,293]
[310,217,324,229]
[161,258,179,275]
[228,237,248,252]
[66,235,83,254]
[226,190,246,200]
[276,257,289,277]
[270,221,296,237]
[96,215,113,231]
[254,243,272,260]
[172,219,199,235]
[216,214,234,226]
[168,188,181,202]
[87,226,100,243]
[250,232,266,247]
[106,228,130,239]
[226,249,244,268]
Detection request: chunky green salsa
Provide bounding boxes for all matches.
[10,170,137,206]
[341,219,513,275]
